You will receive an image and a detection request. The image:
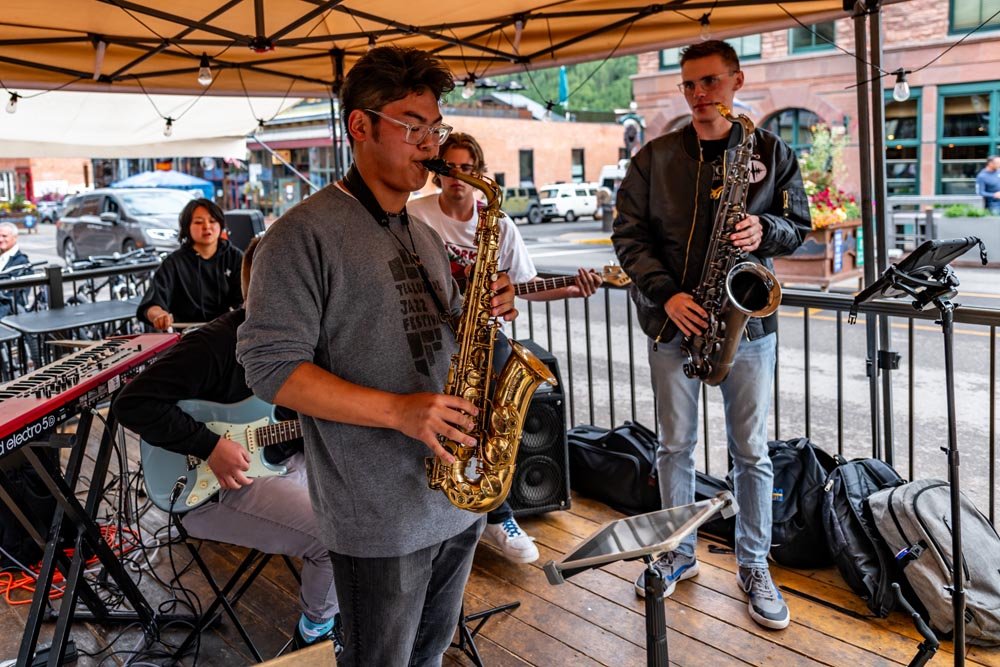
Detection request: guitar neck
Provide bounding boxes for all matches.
[256,419,302,447]
[514,275,576,296]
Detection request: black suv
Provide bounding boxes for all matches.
[501,185,543,224]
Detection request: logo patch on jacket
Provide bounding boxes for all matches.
[748,159,768,184]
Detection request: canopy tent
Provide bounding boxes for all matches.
[0,90,295,158]
[111,169,215,198]
[0,1,899,98]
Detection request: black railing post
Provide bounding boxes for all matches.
[46,265,64,310]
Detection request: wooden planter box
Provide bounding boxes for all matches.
[772,221,863,290]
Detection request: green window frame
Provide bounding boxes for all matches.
[885,91,922,196]
[936,82,1000,194]
[788,21,836,54]
[658,35,761,70]
[762,108,821,154]
[949,0,1000,34]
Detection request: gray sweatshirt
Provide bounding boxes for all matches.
[236,184,480,557]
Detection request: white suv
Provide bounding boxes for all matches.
[539,183,598,222]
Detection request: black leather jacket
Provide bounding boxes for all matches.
[612,122,812,343]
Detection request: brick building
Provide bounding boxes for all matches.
[632,0,1000,198]
[0,157,90,203]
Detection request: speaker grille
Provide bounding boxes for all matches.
[511,455,563,509]
[520,401,563,455]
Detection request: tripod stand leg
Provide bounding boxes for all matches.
[643,563,669,667]
[452,601,520,667]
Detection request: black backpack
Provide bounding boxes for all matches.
[567,421,659,515]
[768,438,838,568]
[822,457,905,617]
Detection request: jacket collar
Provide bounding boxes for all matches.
[681,122,741,161]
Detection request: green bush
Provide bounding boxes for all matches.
[943,203,991,218]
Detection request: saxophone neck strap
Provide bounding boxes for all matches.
[341,165,455,333]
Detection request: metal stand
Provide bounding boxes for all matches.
[642,556,669,667]
[451,601,521,667]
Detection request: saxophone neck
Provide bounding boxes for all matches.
[422,158,503,211]
[714,103,755,149]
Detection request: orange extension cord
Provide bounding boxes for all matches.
[0,524,141,605]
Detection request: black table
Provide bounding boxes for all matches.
[1,299,139,367]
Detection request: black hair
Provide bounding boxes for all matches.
[341,46,455,146]
[178,198,225,245]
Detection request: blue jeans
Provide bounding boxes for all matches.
[331,517,485,666]
[648,333,776,568]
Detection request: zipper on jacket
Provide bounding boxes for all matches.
[783,189,790,217]
[659,139,706,353]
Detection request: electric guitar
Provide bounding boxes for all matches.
[140,395,302,513]
[513,264,631,297]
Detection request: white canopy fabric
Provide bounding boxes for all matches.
[0,91,297,158]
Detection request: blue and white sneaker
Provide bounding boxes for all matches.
[483,517,539,563]
[737,566,790,630]
[633,551,700,598]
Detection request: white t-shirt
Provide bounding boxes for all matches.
[408,193,537,286]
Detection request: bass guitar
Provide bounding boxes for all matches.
[141,395,301,513]
[514,264,630,296]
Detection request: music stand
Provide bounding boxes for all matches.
[544,492,737,667]
[850,237,987,667]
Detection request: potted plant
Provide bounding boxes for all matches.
[772,124,864,288]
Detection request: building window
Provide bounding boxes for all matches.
[519,149,534,185]
[0,172,14,202]
[494,172,505,187]
[937,86,998,194]
[886,93,921,196]
[762,108,821,154]
[789,21,836,54]
[571,148,585,182]
[659,35,761,70]
[950,0,1000,33]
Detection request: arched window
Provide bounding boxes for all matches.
[762,108,821,154]
[664,114,691,133]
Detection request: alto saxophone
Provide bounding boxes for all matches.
[421,158,557,513]
[681,104,782,386]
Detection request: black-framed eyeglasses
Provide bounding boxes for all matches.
[364,108,453,145]
[444,162,478,175]
[677,71,738,94]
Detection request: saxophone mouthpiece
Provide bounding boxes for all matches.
[421,158,450,176]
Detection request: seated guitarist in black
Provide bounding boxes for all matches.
[113,237,341,653]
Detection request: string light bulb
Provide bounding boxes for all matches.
[513,18,524,53]
[5,92,18,114]
[163,117,174,137]
[197,53,213,87]
[699,13,712,41]
[367,35,377,51]
[892,69,910,103]
[462,75,477,100]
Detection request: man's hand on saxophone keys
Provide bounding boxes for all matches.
[395,393,479,464]
[665,292,709,337]
[730,214,763,251]
[489,272,518,321]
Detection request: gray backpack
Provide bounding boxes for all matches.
[868,479,1000,646]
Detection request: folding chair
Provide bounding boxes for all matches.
[171,517,301,664]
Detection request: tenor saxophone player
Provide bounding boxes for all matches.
[611,40,811,631]
[237,46,517,666]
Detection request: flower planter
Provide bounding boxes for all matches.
[772,220,863,290]
[0,213,38,233]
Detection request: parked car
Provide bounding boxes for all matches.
[502,185,543,224]
[55,188,196,262]
[538,183,599,222]
[36,200,61,224]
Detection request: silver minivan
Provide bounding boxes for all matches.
[55,188,195,261]
[538,183,598,222]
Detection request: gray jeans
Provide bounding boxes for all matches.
[331,517,485,667]
[180,452,339,623]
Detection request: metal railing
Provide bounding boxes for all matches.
[510,276,1000,525]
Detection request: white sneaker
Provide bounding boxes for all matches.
[483,517,539,563]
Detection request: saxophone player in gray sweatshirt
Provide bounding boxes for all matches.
[236,46,517,667]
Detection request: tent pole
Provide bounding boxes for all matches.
[330,49,347,182]
[852,0,882,460]
[866,1,897,466]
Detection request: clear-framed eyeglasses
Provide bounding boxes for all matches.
[444,162,479,175]
[364,108,453,145]
[677,71,738,94]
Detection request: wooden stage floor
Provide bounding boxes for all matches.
[2,429,999,666]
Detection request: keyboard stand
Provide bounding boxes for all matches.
[0,408,190,667]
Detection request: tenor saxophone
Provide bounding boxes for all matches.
[681,104,782,386]
[421,158,557,513]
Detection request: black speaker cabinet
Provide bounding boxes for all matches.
[224,209,266,252]
[507,338,570,517]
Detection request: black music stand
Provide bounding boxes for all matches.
[544,493,737,667]
[850,237,987,667]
